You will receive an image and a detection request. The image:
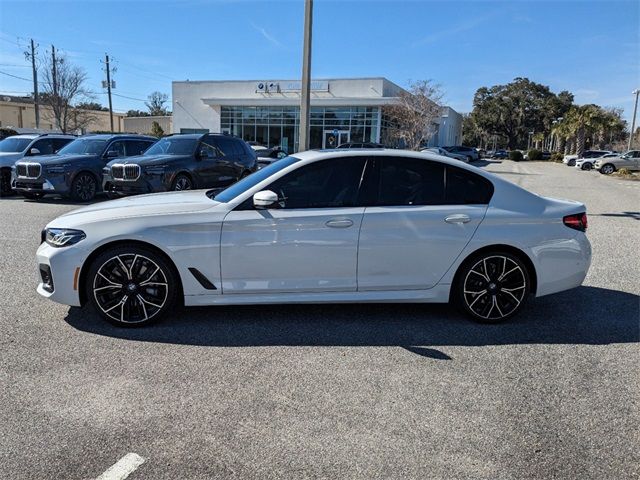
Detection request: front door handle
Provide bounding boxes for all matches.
[325,218,354,228]
[444,214,471,224]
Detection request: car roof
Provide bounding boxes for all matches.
[77,134,156,140]
[295,148,474,168]
[4,133,76,140]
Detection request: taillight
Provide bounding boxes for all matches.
[563,212,588,232]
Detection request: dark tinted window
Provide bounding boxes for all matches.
[107,140,126,157]
[126,140,153,156]
[215,137,237,156]
[31,139,54,155]
[445,166,494,204]
[377,157,445,206]
[52,138,72,153]
[267,157,367,209]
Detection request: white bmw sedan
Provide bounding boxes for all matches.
[36,149,591,327]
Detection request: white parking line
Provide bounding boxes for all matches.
[96,453,145,480]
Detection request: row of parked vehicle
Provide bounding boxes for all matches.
[562,149,640,174]
[0,132,258,201]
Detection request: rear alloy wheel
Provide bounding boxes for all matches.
[71,172,97,202]
[456,252,530,323]
[172,174,193,191]
[600,164,615,175]
[87,246,178,327]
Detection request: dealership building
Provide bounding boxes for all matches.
[172,77,462,152]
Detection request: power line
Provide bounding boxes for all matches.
[0,70,32,82]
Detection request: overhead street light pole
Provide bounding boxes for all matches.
[628,89,639,151]
[299,0,313,152]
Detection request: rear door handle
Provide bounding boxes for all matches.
[325,218,354,228]
[444,214,471,224]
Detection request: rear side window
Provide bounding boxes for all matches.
[377,157,445,206]
[445,166,494,204]
[214,137,237,157]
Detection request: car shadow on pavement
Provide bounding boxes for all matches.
[596,211,640,220]
[64,286,639,349]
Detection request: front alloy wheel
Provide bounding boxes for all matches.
[87,246,178,326]
[71,173,97,202]
[600,164,615,175]
[456,253,529,323]
[172,174,193,191]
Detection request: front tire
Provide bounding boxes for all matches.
[71,172,97,202]
[600,164,615,175]
[581,162,592,171]
[86,246,179,327]
[454,252,530,323]
[172,173,193,191]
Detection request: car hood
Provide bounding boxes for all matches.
[0,152,23,167]
[106,154,191,167]
[49,190,221,228]
[20,153,95,165]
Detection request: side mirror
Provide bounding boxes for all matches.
[253,190,279,209]
[105,150,119,158]
[29,148,41,155]
[198,148,213,160]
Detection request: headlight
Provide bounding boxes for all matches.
[144,165,167,175]
[46,164,69,174]
[45,228,86,248]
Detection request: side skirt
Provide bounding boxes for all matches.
[184,284,452,306]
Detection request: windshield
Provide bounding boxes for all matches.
[0,137,32,153]
[58,138,107,155]
[212,155,302,202]
[145,137,198,155]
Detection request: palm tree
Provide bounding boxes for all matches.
[563,105,606,158]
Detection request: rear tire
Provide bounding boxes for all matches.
[454,251,530,324]
[85,245,179,327]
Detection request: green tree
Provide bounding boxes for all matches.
[563,105,606,158]
[150,121,164,138]
[470,78,573,149]
[76,101,108,111]
[126,109,149,117]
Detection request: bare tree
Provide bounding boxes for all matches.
[382,80,444,150]
[146,91,170,116]
[40,52,96,133]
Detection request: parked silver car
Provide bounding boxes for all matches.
[575,153,617,170]
[421,147,468,162]
[595,150,640,174]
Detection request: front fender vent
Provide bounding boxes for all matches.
[188,267,217,290]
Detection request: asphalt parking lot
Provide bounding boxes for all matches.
[1,160,638,480]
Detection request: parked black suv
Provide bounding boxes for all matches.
[102,133,257,196]
[13,134,156,201]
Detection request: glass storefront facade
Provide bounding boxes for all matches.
[220,106,381,153]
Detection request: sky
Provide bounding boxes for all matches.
[0,0,638,123]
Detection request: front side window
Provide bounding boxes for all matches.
[58,139,107,155]
[52,138,73,152]
[107,141,126,157]
[31,139,54,155]
[266,157,367,209]
[126,140,154,156]
[378,157,445,206]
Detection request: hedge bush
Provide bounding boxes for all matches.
[527,149,543,160]
[509,150,523,161]
[550,152,564,163]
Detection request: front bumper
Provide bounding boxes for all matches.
[13,171,69,195]
[36,241,88,307]
[103,172,170,196]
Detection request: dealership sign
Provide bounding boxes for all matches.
[256,81,329,93]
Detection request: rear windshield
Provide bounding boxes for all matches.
[212,156,302,202]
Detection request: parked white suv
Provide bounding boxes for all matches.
[594,150,640,174]
[563,150,611,167]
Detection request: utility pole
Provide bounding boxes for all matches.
[298,0,313,152]
[105,54,114,132]
[26,39,40,129]
[628,89,639,151]
[51,45,58,98]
